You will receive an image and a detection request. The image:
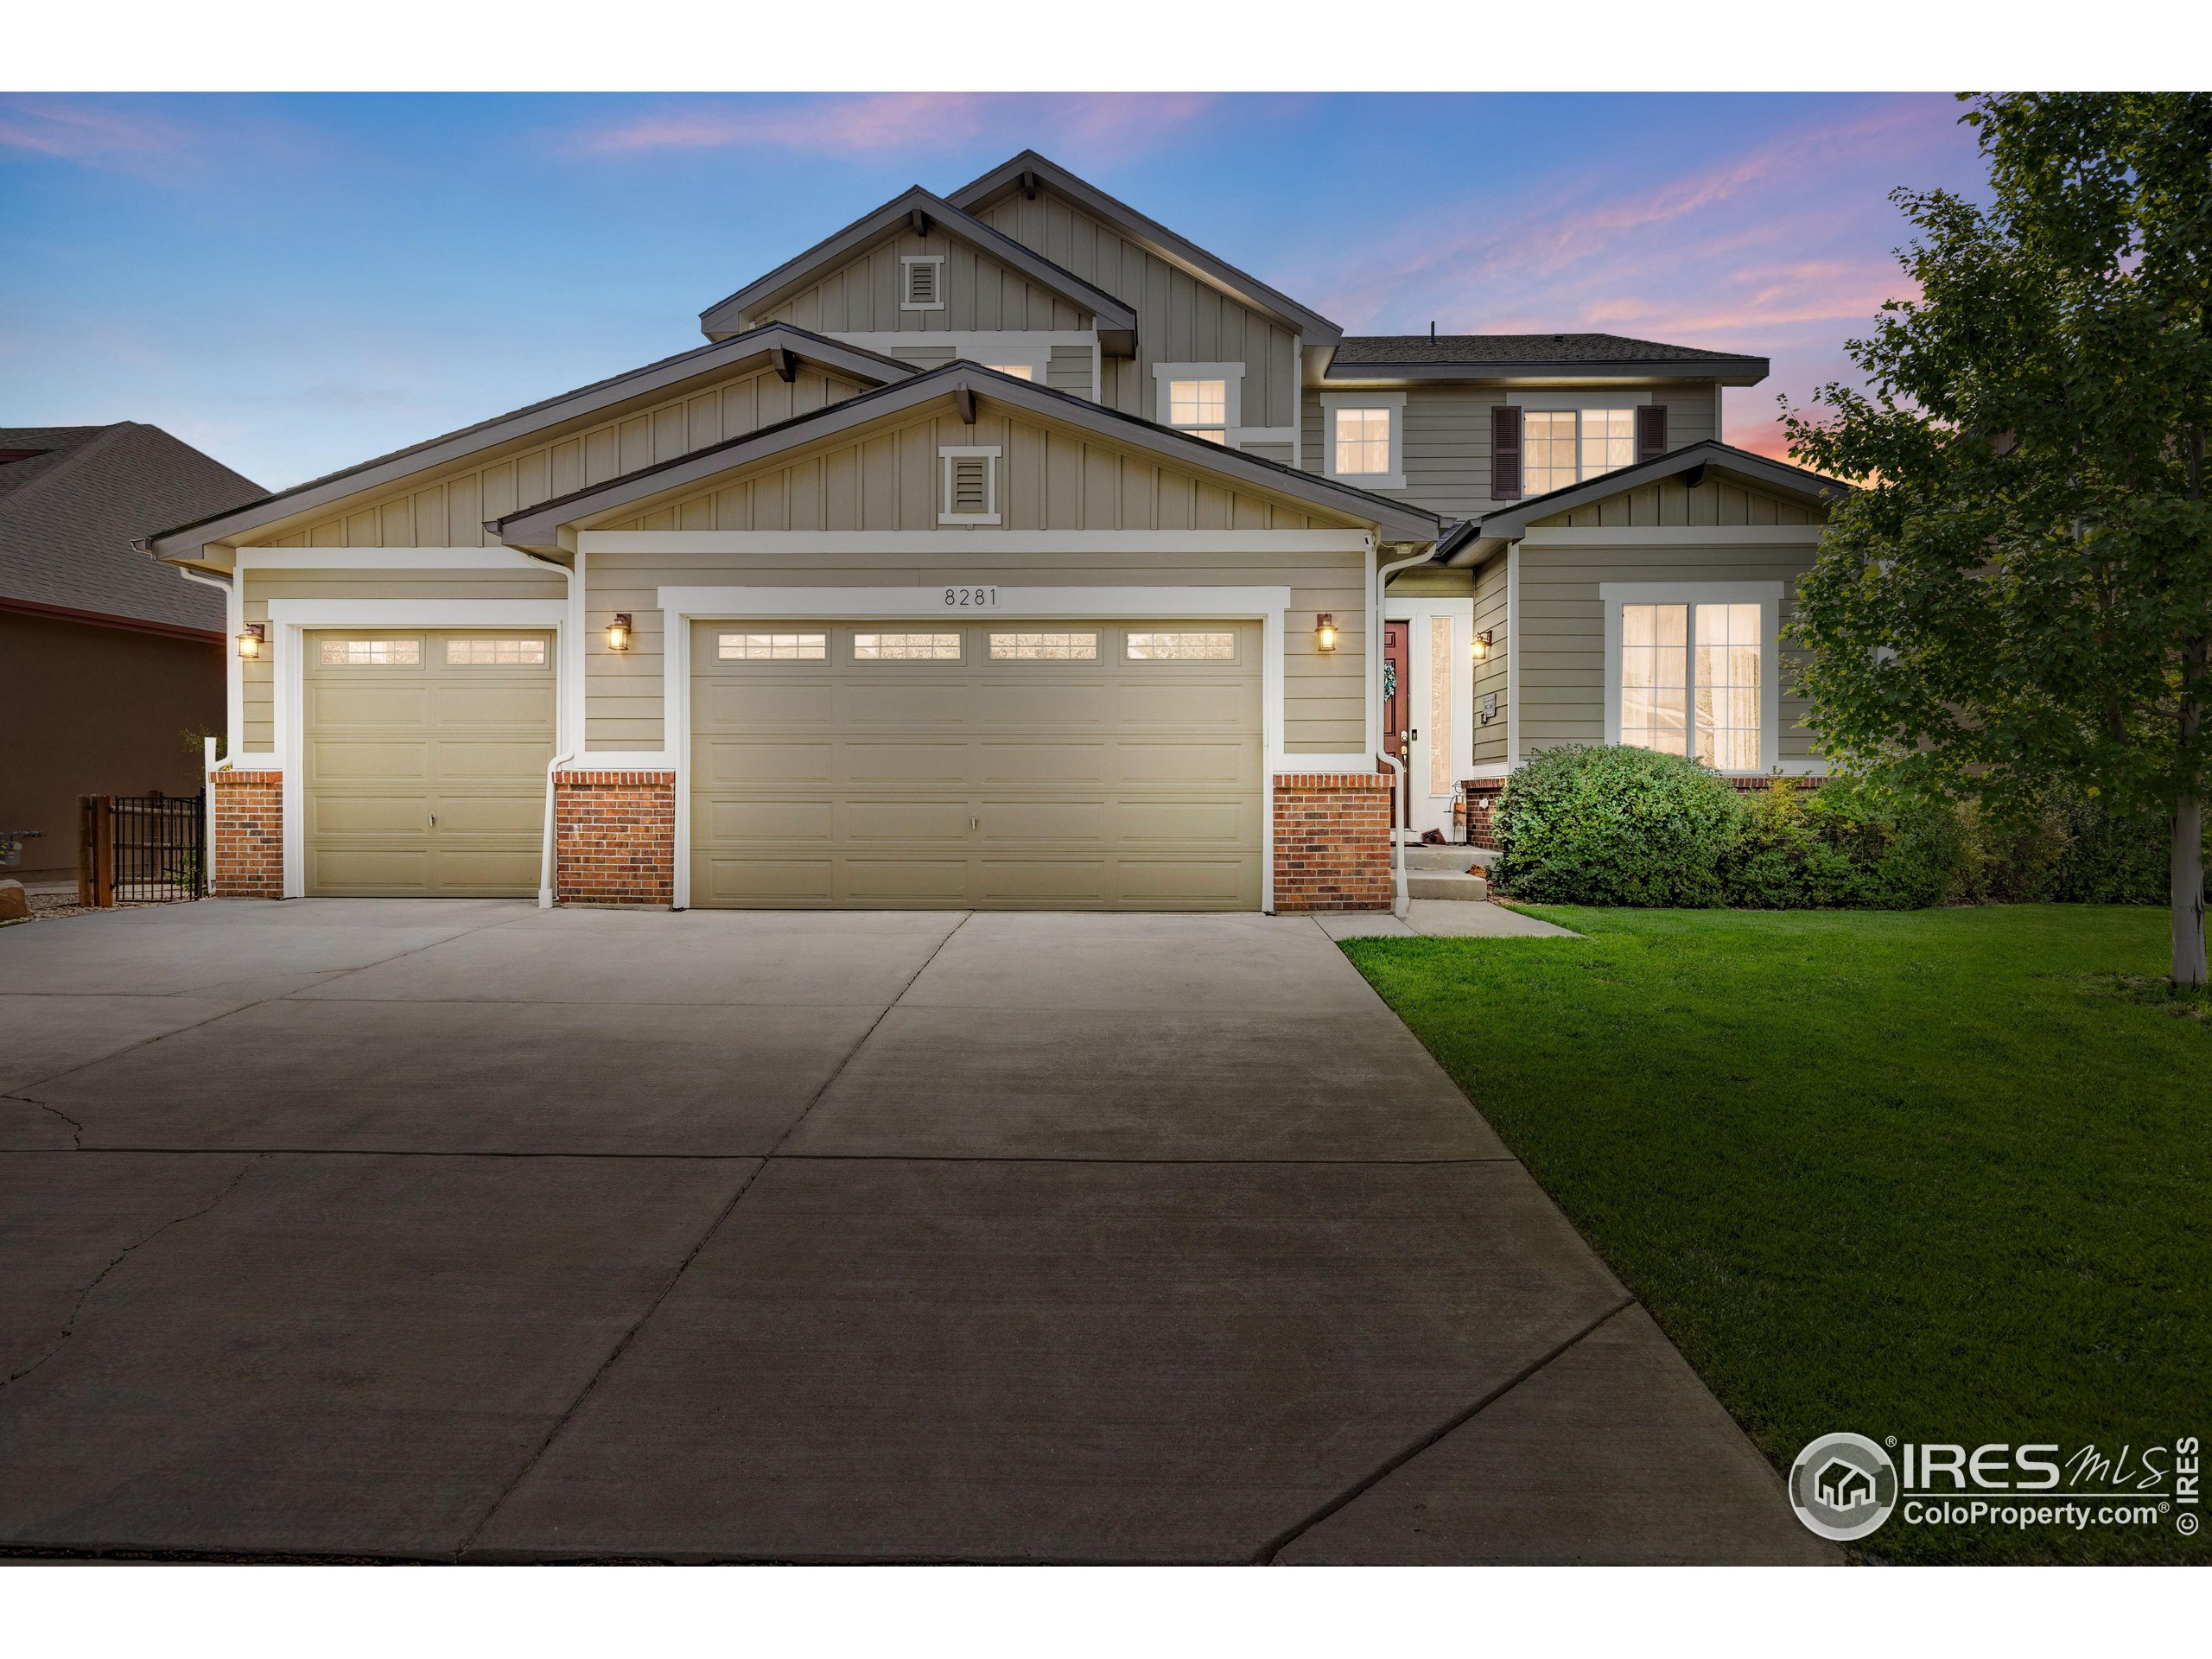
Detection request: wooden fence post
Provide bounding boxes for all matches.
[79,794,115,908]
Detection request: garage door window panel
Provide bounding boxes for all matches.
[719,632,826,660]
[989,631,1099,661]
[1126,630,1238,662]
[320,639,422,667]
[853,632,964,662]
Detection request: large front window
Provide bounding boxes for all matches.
[1526,408,1638,496]
[1618,601,1764,771]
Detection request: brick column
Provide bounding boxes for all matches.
[1462,779,1507,849]
[210,770,283,898]
[1272,772,1392,912]
[554,770,676,906]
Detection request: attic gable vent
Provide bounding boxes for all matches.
[901,255,945,311]
[938,445,1001,524]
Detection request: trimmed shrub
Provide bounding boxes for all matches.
[1493,745,1742,906]
[1957,791,2205,905]
[1718,775,1964,910]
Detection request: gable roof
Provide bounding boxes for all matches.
[493,360,1442,549]
[144,324,914,568]
[1,423,261,633]
[697,187,1139,353]
[1440,440,1849,563]
[945,150,1343,346]
[1329,334,1770,385]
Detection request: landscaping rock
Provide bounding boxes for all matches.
[0,881,29,922]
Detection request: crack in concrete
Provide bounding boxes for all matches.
[1253,1294,1637,1564]
[3,1154,264,1389]
[7,1096,86,1149]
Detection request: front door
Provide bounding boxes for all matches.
[1382,620,1411,832]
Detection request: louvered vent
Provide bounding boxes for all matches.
[905,259,939,307]
[949,455,988,514]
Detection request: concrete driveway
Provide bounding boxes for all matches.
[0,899,1828,1564]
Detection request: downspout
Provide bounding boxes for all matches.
[1376,541,1440,918]
[174,560,234,895]
[519,550,575,909]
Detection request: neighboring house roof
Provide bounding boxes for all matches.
[697,187,1140,353]
[1328,334,1770,385]
[493,360,1443,549]
[944,150,1344,346]
[0,423,261,634]
[145,324,914,568]
[1439,439,1850,564]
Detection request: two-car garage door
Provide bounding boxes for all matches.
[689,619,1263,909]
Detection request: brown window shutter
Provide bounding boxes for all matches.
[1491,405,1522,499]
[1637,404,1669,463]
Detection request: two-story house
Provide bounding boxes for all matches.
[148,150,1847,913]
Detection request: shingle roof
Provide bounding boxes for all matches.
[1333,334,1760,366]
[0,423,262,632]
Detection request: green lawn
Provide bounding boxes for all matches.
[1342,906,2209,1565]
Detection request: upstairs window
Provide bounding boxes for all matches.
[1495,404,1668,499]
[1321,393,1406,490]
[1154,363,1243,446]
[900,255,945,311]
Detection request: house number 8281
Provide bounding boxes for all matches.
[943,586,999,608]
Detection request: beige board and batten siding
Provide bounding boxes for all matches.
[753,231,1092,335]
[577,406,1370,755]
[1516,476,1827,763]
[972,192,1301,429]
[238,565,566,753]
[232,363,868,552]
[1300,380,1724,522]
[690,619,1262,910]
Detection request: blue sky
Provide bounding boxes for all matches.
[0,92,1992,492]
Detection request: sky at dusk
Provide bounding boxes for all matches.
[0,92,1994,493]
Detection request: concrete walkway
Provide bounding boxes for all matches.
[0,899,1827,1564]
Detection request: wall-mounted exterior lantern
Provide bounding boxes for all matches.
[607,613,633,652]
[237,621,265,660]
[1314,613,1338,653]
[1471,628,1493,662]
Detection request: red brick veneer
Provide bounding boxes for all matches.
[1272,772,1393,912]
[210,770,283,898]
[555,770,675,906]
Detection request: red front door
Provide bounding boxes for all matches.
[1382,620,1410,831]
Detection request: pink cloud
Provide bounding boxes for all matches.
[577,92,1220,165]
[0,97,194,165]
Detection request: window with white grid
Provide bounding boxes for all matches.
[1614,599,1767,769]
[988,631,1098,660]
[1694,603,1764,771]
[719,632,825,660]
[1334,408,1392,475]
[319,639,420,666]
[444,638,545,665]
[1528,408,1640,496]
[1125,630,1236,661]
[854,632,963,661]
[1618,604,1688,756]
[1166,378,1229,443]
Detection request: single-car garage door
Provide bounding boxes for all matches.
[304,629,556,896]
[690,620,1262,909]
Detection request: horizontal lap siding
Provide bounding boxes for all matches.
[584,544,1368,756]
[238,567,567,753]
[1046,345,1094,396]
[238,366,866,551]
[1300,380,1726,522]
[974,194,1300,429]
[1516,539,1822,760]
[754,232,1090,334]
[1471,555,1508,766]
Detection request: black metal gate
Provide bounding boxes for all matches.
[79,790,206,906]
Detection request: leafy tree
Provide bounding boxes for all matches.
[1789,92,2212,986]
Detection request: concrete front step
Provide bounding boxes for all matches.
[1407,870,1490,902]
[1404,845,1483,872]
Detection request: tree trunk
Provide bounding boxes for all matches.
[2176,795,2208,988]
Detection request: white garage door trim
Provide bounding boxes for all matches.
[658,585,1349,913]
[266,598,569,898]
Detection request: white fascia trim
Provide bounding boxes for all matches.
[658,583,1294,913]
[1598,581,1783,775]
[1154,361,1244,436]
[262,597,569,899]
[234,546,550,571]
[1512,389,1654,411]
[1382,594,1478,793]
[579,530,1376,555]
[1522,524,1827,547]
[1320,391,1407,493]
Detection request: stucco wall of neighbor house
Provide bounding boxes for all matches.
[238,566,568,753]
[752,230,1094,336]
[234,363,869,552]
[970,192,1302,430]
[1,608,223,882]
[1299,379,1726,522]
[1471,553,1510,770]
